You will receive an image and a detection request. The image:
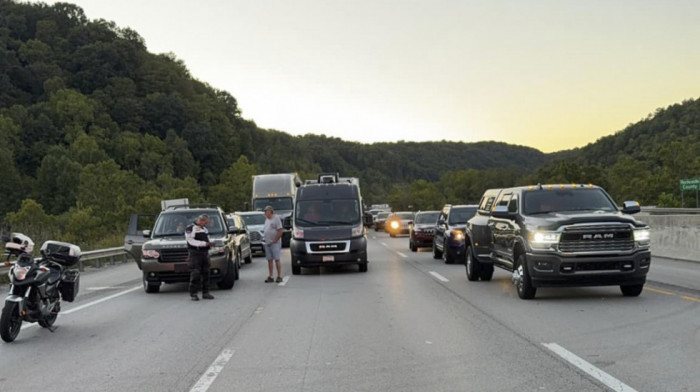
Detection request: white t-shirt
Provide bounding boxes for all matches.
[263,214,283,245]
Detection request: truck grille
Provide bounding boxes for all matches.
[309,242,348,253]
[159,248,189,263]
[558,224,634,253]
[249,232,262,241]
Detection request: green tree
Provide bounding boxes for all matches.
[34,147,82,214]
[208,155,256,212]
[4,199,59,249]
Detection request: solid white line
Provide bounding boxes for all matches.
[62,286,141,315]
[189,348,235,392]
[396,251,408,258]
[429,271,449,282]
[543,343,638,392]
[278,276,289,286]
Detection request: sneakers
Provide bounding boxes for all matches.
[190,294,199,301]
[202,293,214,300]
[276,277,283,283]
[265,277,274,283]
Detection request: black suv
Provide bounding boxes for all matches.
[433,204,478,264]
[465,184,651,299]
[125,203,239,293]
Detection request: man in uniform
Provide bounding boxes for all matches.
[186,214,215,301]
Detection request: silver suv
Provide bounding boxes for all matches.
[124,204,239,293]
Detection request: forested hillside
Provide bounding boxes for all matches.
[1,0,698,251]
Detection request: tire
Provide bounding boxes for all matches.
[480,264,494,281]
[143,273,160,293]
[409,241,417,252]
[442,240,454,264]
[514,254,536,300]
[359,263,368,272]
[292,263,301,275]
[38,300,60,329]
[390,233,396,238]
[244,251,252,264]
[465,245,479,281]
[0,302,22,342]
[620,284,644,297]
[218,258,235,290]
[432,241,442,259]
[234,253,241,281]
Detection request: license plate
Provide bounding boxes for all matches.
[322,255,334,262]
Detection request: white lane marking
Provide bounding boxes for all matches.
[543,343,638,392]
[19,285,141,330]
[86,286,128,290]
[62,286,141,315]
[278,276,289,286]
[396,252,408,258]
[189,348,235,392]
[380,242,388,247]
[429,271,449,282]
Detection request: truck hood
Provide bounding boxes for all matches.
[523,211,648,230]
[296,225,359,241]
[413,223,437,229]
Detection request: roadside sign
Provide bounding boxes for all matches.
[680,178,700,191]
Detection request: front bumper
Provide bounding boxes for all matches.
[291,237,367,267]
[141,253,230,283]
[526,249,651,287]
[411,232,435,247]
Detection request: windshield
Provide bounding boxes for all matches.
[375,212,390,220]
[253,197,293,211]
[239,214,266,226]
[523,188,617,215]
[153,211,225,237]
[295,199,361,226]
[448,208,477,224]
[394,212,415,220]
[415,212,440,224]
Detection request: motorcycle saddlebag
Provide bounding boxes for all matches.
[59,270,80,302]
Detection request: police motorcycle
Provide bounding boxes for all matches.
[0,233,81,343]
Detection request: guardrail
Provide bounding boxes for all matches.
[1,247,129,280]
[640,207,700,215]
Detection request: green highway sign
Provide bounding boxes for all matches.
[680,178,700,191]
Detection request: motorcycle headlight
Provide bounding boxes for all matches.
[14,266,29,281]
[634,228,651,245]
[530,231,560,249]
[142,249,160,259]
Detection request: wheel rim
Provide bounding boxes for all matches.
[466,252,472,275]
[515,265,524,292]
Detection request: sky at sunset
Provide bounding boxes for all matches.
[30,0,700,152]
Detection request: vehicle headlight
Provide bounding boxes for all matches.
[294,227,304,239]
[634,228,651,245]
[390,221,400,230]
[142,249,160,259]
[452,230,464,241]
[209,246,226,256]
[352,224,364,237]
[530,231,560,249]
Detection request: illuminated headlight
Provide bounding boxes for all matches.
[294,227,304,239]
[209,246,226,256]
[531,231,560,249]
[390,221,400,230]
[452,230,464,241]
[352,224,364,236]
[142,249,160,259]
[14,266,29,281]
[634,228,651,245]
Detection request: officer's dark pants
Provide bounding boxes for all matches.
[188,249,211,295]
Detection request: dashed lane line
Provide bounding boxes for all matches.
[543,343,638,392]
[189,349,235,392]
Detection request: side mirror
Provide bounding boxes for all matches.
[282,216,292,230]
[621,201,641,215]
[491,205,515,219]
[142,230,152,238]
[228,227,238,234]
[363,212,373,227]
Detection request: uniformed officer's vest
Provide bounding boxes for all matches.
[186,223,210,249]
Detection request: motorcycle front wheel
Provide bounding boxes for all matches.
[0,302,23,342]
